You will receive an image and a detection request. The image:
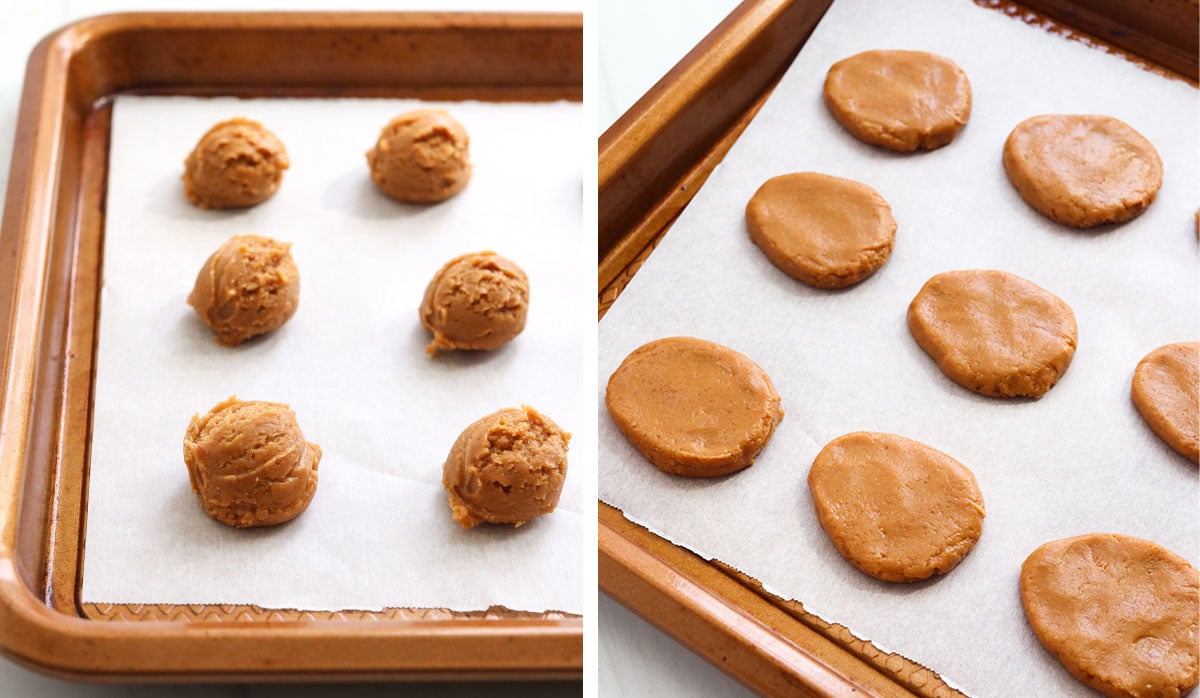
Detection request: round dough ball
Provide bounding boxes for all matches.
[823,50,971,151]
[442,405,570,528]
[419,251,529,355]
[366,109,472,203]
[908,270,1077,398]
[1021,533,1199,698]
[1003,114,1162,228]
[746,172,896,289]
[188,235,300,347]
[605,336,784,478]
[183,397,321,528]
[182,118,289,209]
[808,432,985,583]
[1132,342,1199,463]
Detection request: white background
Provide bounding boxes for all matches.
[0,1,588,696]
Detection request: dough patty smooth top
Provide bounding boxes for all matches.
[908,269,1077,398]
[1131,342,1200,463]
[823,49,972,151]
[1003,114,1162,228]
[746,172,896,289]
[1021,533,1199,698]
[808,431,985,583]
[605,337,783,478]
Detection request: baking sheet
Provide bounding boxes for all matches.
[597,0,1199,695]
[83,96,585,614]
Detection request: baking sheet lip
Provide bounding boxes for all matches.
[79,602,584,622]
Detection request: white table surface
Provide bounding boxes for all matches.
[0,1,581,696]
[598,1,755,696]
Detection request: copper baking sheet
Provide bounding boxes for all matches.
[0,11,581,682]
[597,0,1198,695]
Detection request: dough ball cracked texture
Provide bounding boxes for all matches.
[366,109,472,203]
[183,397,321,528]
[183,118,289,209]
[442,406,570,528]
[419,251,529,355]
[188,234,300,347]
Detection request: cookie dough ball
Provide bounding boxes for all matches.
[183,118,289,209]
[1021,534,1199,698]
[606,337,784,478]
[188,235,300,347]
[442,406,570,528]
[808,432,985,582]
[908,270,1077,398]
[183,397,321,528]
[419,251,528,355]
[1003,114,1162,228]
[1132,342,1199,463]
[824,50,971,151]
[746,172,896,289]
[366,109,472,203]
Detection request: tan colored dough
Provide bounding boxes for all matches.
[808,432,985,583]
[183,397,321,528]
[823,50,971,151]
[605,337,783,478]
[1132,342,1200,463]
[419,251,529,355]
[366,109,472,203]
[188,235,300,347]
[746,172,896,289]
[442,406,570,528]
[182,118,289,209]
[908,270,1077,398]
[1021,533,1199,698]
[1003,114,1162,228]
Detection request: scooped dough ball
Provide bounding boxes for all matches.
[183,118,289,209]
[442,406,570,528]
[419,251,529,355]
[183,397,321,528]
[366,109,472,203]
[188,235,300,347]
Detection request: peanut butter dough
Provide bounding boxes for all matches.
[1021,534,1199,698]
[1132,342,1200,463]
[442,406,570,528]
[908,270,1077,398]
[420,251,529,355]
[605,337,784,478]
[366,109,472,203]
[746,172,896,289]
[1003,114,1163,228]
[183,118,289,209]
[808,432,985,583]
[823,50,971,151]
[183,397,321,528]
[188,235,300,347]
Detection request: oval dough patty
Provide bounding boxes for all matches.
[1003,114,1162,228]
[808,432,985,583]
[908,270,1077,398]
[746,172,896,289]
[605,337,783,478]
[823,50,971,151]
[1021,534,1199,698]
[1132,342,1199,463]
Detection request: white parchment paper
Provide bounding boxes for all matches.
[83,96,585,614]
[598,0,1199,694]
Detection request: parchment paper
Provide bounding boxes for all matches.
[598,0,1199,694]
[83,96,585,614]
